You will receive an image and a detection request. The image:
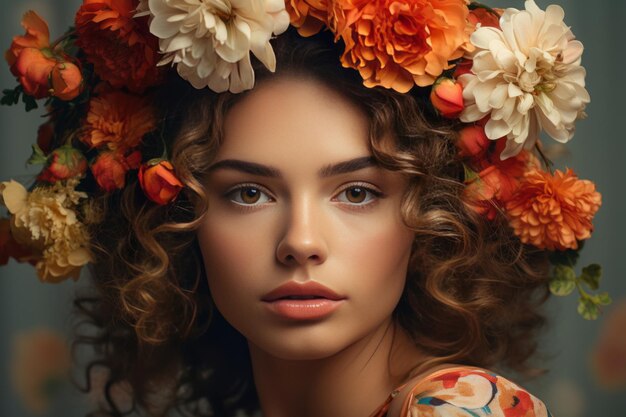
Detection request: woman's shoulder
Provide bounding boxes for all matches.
[385,365,551,417]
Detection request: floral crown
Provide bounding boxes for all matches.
[0,0,608,318]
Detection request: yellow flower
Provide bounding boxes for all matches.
[0,179,91,282]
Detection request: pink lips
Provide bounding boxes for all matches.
[262,281,346,320]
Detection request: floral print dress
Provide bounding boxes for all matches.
[370,366,551,417]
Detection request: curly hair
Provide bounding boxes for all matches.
[74,27,551,417]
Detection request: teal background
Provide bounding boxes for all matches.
[0,0,625,416]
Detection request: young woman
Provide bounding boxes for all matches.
[0,1,601,416]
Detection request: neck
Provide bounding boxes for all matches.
[248,319,426,417]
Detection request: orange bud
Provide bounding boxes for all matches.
[468,7,502,29]
[139,160,183,205]
[458,125,490,159]
[430,78,464,118]
[50,61,83,100]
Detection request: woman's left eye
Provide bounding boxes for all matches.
[334,184,382,205]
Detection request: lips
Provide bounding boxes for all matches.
[262,281,346,320]
[261,281,345,302]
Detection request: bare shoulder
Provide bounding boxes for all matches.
[386,366,551,417]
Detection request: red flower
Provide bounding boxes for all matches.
[91,150,141,192]
[75,0,164,92]
[11,48,56,98]
[468,6,502,29]
[139,160,183,205]
[430,78,464,118]
[458,125,490,160]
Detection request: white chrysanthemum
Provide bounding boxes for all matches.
[0,179,91,282]
[143,0,290,93]
[459,0,590,159]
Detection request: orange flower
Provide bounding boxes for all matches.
[332,0,471,92]
[11,48,57,98]
[5,11,50,69]
[506,169,601,250]
[50,61,83,100]
[91,150,141,192]
[286,0,329,36]
[430,78,464,118]
[139,160,183,205]
[81,91,155,151]
[75,0,163,92]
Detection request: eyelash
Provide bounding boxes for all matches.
[224,182,384,210]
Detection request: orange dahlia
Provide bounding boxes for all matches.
[81,91,155,151]
[506,169,601,251]
[286,0,329,36]
[75,0,163,92]
[331,0,471,92]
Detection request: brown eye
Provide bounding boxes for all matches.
[240,188,261,204]
[336,184,381,205]
[227,185,272,206]
[345,187,367,203]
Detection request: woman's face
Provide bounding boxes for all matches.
[197,77,415,360]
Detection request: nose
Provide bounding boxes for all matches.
[276,196,328,267]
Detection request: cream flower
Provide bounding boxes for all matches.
[143,0,290,93]
[459,0,590,159]
[0,179,91,282]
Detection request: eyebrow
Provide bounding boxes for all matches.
[207,156,377,178]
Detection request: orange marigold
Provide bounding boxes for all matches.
[331,0,471,92]
[81,91,155,151]
[286,0,329,36]
[75,0,163,92]
[506,168,601,251]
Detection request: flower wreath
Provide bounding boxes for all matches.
[0,0,608,319]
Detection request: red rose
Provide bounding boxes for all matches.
[138,160,184,205]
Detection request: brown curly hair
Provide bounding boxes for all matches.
[74,27,551,417]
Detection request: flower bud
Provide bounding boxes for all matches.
[458,125,490,159]
[38,145,87,183]
[430,78,464,118]
[50,61,83,100]
[12,48,56,99]
[138,160,183,205]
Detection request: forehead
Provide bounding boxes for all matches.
[218,77,370,164]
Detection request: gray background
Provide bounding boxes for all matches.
[0,0,625,416]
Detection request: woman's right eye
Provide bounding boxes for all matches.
[225,185,273,206]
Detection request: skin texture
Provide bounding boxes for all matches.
[197,77,427,417]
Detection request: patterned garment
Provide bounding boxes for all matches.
[371,366,551,417]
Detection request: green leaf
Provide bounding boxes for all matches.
[27,144,48,165]
[593,292,612,306]
[1,87,21,106]
[577,297,600,320]
[21,93,38,112]
[580,263,602,290]
[549,264,576,296]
